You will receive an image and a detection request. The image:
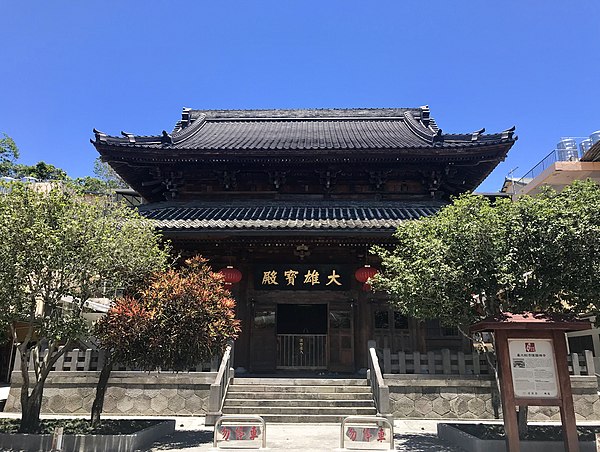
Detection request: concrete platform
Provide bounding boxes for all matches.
[0,413,464,451]
[5,413,598,451]
[149,418,465,451]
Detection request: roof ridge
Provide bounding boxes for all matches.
[187,107,422,120]
[139,200,447,209]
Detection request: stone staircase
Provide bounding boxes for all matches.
[222,377,377,423]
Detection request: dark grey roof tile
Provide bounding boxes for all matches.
[94,108,516,153]
[138,200,444,231]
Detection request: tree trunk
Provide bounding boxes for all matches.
[19,382,44,433]
[484,349,501,419]
[90,357,113,427]
[518,405,529,438]
[17,340,72,433]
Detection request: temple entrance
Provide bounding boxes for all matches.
[276,304,327,369]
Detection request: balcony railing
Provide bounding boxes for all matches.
[517,148,580,188]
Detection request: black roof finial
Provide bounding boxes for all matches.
[161,130,173,146]
[471,128,485,141]
[93,128,107,143]
[121,131,136,143]
[502,126,516,140]
[419,105,431,127]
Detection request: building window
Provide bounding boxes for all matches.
[394,312,409,330]
[425,319,460,337]
[568,335,594,355]
[254,310,275,329]
[374,310,390,329]
[374,308,411,351]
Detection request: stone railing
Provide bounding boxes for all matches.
[382,348,595,376]
[205,341,235,426]
[13,347,220,373]
[367,340,389,416]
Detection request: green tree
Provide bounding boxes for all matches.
[0,182,169,432]
[73,175,113,194]
[374,180,600,330]
[0,133,19,176]
[373,179,600,434]
[73,159,128,194]
[91,256,240,426]
[93,157,128,189]
[10,161,68,180]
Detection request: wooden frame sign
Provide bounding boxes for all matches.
[508,338,559,399]
[471,313,591,452]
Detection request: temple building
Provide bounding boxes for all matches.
[92,107,516,373]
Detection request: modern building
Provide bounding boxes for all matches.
[504,132,600,197]
[505,130,600,370]
[92,107,517,373]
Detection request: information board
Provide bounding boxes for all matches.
[508,338,559,398]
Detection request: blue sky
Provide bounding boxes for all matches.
[1,1,599,192]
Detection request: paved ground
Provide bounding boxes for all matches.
[148,418,466,451]
[0,412,465,451]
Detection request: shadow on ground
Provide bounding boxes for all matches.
[395,433,465,451]
[151,430,213,450]
[150,430,465,451]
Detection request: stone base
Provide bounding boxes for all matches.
[5,371,214,416]
[437,423,597,452]
[386,375,600,421]
[0,419,175,452]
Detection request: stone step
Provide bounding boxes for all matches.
[228,385,371,394]
[225,391,373,400]
[223,377,375,423]
[231,378,367,386]
[224,399,375,408]
[222,406,377,416]
[237,414,369,423]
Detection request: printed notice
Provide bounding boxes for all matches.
[508,339,558,398]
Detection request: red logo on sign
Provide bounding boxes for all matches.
[235,426,245,440]
[347,427,357,441]
[525,342,536,353]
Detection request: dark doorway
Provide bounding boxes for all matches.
[277,304,327,334]
[276,304,328,369]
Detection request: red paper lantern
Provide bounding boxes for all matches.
[355,265,378,283]
[219,266,242,285]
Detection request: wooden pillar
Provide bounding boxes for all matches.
[495,330,520,452]
[356,292,371,368]
[553,329,580,452]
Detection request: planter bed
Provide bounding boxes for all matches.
[438,422,599,452]
[0,418,175,452]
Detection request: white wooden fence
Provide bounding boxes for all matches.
[382,348,596,377]
[13,348,219,372]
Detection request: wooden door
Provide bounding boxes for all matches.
[329,309,354,372]
[250,308,276,372]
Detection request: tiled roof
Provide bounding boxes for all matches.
[138,200,445,231]
[93,107,516,153]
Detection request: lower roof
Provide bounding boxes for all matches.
[138,200,445,232]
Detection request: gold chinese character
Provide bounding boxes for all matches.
[326,269,342,286]
[304,270,320,285]
[284,270,299,286]
[262,271,279,285]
